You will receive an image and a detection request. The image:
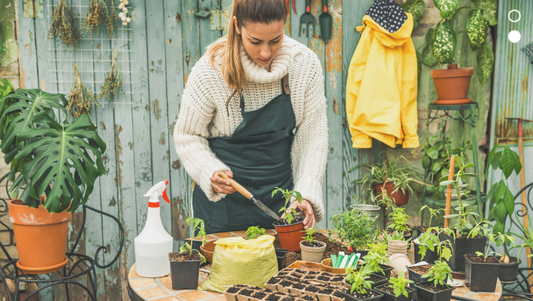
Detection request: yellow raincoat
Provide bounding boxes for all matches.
[346,13,419,149]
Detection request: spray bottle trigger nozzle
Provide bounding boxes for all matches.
[162,188,170,203]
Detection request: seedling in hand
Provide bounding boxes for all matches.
[272,187,302,225]
[246,226,266,240]
[388,272,414,298]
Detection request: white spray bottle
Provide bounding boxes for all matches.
[134,180,173,277]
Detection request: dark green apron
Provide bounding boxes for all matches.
[193,74,295,234]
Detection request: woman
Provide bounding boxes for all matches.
[173,0,328,234]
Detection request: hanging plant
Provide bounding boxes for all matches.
[68,64,99,118]
[118,0,133,26]
[99,50,123,101]
[82,0,118,42]
[48,0,81,50]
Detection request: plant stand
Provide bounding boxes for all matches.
[421,103,487,226]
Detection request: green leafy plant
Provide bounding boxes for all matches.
[405,0,497,84]
[362,242,389,276]
[378,230,408,246]
[303,227,318,244]
[179,243,206,263]
[330,208,377,250]
[387,208,410,234]
[179,217,207,263]
[420,205,445,228]
[421,260,453,287]
[246,226,265,240]
[388,272,414,298]
[474,224,515,262]
[0,89,106,213]
[417,227,453,262]
[272,187,303,225]
[345,267,373,295]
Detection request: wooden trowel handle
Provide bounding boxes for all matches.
[217,172,252,199]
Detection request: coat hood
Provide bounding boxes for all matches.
[356,13,414,48]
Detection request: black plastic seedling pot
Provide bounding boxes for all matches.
[374,283,415,301]
[169,252,202,290]
[497,256,520,282]
[413,281,454,301]
[413,241,438,264]
[372,264,394,279]
[439,232,487,272]
[369,274,388,288]
[406,265,430,284]
[275,249,288,270]
[340,289,383,301]
[464,254,502,292]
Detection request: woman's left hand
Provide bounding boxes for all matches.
[282,199,315,229]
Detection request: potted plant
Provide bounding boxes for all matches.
[272,187,304,252]
[414,226,453,265]
[329,208,377,257]
[300,227,326,263]
[169,217,206,290]
[374,272,415,301]
[387,208,413,239]
[362,242,392,279]
[352,153,420,208]
[414,260,455,301]
[341,267,383,301]
[417,206,444,235]
[0,88,106,274]
[464,228,514,292]
[404,0,497,103]
[246,225,266,240]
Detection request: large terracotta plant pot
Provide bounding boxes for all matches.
[9,199,71,274]
[431,64,474,104]
[374,182,409,206]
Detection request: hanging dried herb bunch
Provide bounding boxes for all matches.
[99,50,123,101]
[82,0,117,42]
[68,64,99,118]
[48,0,81,50]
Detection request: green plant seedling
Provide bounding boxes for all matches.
[474,225,515,262]
[379,230,408,246]
[272,187,303,225]
[387,208,410,234]
[303,227,318,244]
[419,205,444,228]
[346,266,374,295]
[186,217,206,247]
[421,260,453,287]
[330,208,377,250]
[362,242,389,276]
[179,242,206,264]
[246,226,266,240]
[417,227,453,262]
[388,272,414,298]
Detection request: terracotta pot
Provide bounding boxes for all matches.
[431,64,474,102]
[300,241,326,263]
[8,199,71,274]
[273,220,304,252]
[374,182,409,206]
[199,240,216,263]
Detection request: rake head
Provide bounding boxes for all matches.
[523,43,533,64]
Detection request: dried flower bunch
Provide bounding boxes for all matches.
[99,50,123,101]
[48,0,81,50]
[118,0,133,26]
[68,64,99,118]
[82,0,117,42]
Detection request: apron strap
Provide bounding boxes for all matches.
[225,89,239,117]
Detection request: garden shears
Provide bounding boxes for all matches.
[286,0,297,14]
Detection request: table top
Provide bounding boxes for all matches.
[128,230,502,301]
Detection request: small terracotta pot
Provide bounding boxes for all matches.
[388,253,411,277]
[199,240,216,263]
[273,220,304,252]
[374,182,409,206]
[300,241,326,263]
[431,64,474,102]
[387,240,407,257]
[9,199,71,274]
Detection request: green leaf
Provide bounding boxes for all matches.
[494,200,507,223]
[454,155,463,168]
[432,21,457,65]
[472,0,498,26]
[493,222,504,235]
[434,141,445,151]
[466,9,490,50]
[485,146,497,175]
[422,44,438,67]
[434,0,459,19]
[440,180,455,186]
[430,162,442,174]
[402,0,425,24]
[426,147,439,159]
[504,189,515,216]
[500,145,520,178]
[510,148,522,175]
[477,44,494,85]
[426,28,436,43]
[422,156,431,169]
[427,185,438,193]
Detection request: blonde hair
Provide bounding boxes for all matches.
[206,0,287,93]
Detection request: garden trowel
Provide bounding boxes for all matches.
[319,0,332,43]
[217,172,280,221]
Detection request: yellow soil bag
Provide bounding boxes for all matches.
[199,235,278,293]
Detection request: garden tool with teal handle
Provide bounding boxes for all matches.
[299,0,315,37]
[319,0,332,42]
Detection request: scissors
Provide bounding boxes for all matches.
[286,0,297,14]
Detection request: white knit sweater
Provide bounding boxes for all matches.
[173,36,328,222]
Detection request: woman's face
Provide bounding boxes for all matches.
[234,18,285,67]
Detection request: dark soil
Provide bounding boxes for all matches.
[283,298,295,301]
[273,216,304,226]
[277,270,292,276]
[368,274,384,283]
[266,295,282,301]
[378,286,395,295]
[302,241,325,248]
[303,275,317,281]
[317,276,331,281]
[286,276,301,282]
[418,226,438,234]
[267,278,282,284]
[279,281,293,287]
[466,255,500,264]
[320,288,334,294]
[410,264,432,275]
[226,287,240,294]
[307,271,320,275]
[240,289,255,296]
[331,276,344,282]
[305,286,321,293]
[333,291,344,298]
[251,292,267,299]
[417,282,450,292]
[293,268,308,274]
[292,283,306,289]
[343,290,380,299]
[387,228,412,236]
[169,252,201,261]
[300,295,316,301]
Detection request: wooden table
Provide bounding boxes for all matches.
[127,230,502,301]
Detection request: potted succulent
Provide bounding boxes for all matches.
[272,187,304,252]
[414,260,455,301]
[0,88,106,274]
[352,153,420,208]
[169,217,206,290]
[341,267,384,301]
[374,272,415,301]
[403,0,498,104]
[300,227,326,263]
[329,208,377,257]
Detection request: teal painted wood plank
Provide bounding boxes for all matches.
[221,0,232,36]
[290,0,309,46]
[199,0,221,53]
[182,0,200,80]
[16,0,38,88]
[146,0,172,234]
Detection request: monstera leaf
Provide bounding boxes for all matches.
[402,0,425,30]
[477,44,494,85]
[472,0,498,26]
[12,113,106,213]
[431,21,457,65]
[467,9,490,50]
[434,0,459,19]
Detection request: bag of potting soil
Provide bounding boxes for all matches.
[199,235,278,293]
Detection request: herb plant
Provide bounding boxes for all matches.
[474,225,515,262]
[417,227,453,262]
[246,226,265,240]
[68,64,99,118]
[421,260,453,287]
[330,208,377,250]
[387,208,410,234]
[272,187,302,225]
[179,217,207,262]
[82,0,117,43]
[98,50,123,101]
[420,205,444,229]
[48,0,81,50]
[378,230,408,246]
[388,272,414,298]
[346,267,373,295]
[303,227,318,244]
[362,242,389,276]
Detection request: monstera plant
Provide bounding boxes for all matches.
[0,88,106,274]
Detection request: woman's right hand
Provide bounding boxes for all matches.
[211,170,236,195]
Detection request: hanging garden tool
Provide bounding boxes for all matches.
[48,0,81,50]
[68,64,99,118]
[82,0,117,43]
[299,0,315,37]
[318,0,332,43]
[523,43,533,64]
[99,50,123,101]
[285,0,297,14]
